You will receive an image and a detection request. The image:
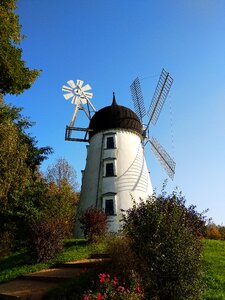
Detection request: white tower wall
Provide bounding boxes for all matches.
[76,129,153,235]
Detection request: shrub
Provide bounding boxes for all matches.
[122,192,207,300]
[218,225,225,240]
[29,218,66,262]
[206,224,222,240]
[105,235,140,278]
[79,207,108,243]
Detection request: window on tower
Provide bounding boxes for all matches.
[105,199,114,216]
[105,162,114,176]
[106,136,115,149]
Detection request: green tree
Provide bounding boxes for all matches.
[0,0,40,95]
[0,103,52,253]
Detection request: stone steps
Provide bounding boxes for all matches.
[0,256,110,300]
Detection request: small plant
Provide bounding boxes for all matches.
[79,207,108,243]
[83,273,144,299]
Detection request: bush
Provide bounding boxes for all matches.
[206,224,222,240]
[122,192,207,300]
[105,235,140,277]
[79,207,108,243]
[29,218,66,262]
[218,225,225,240]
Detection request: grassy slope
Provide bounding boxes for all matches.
[0,239,106,283]
[1,238,225,299]
[202,239,225,299]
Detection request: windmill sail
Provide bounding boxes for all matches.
[150,137,176,180]
[130,77,146,122]
[147,69,173,125]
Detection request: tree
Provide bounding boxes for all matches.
[0,103,52,253]
[46,158,79,191]
[0,0,40,95]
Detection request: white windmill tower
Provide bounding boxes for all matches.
[62,69,175,236]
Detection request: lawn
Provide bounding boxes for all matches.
[0,239,225,299]
[0,239,107,283]
[202,239,225,299]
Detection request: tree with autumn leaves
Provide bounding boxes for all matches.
[0,1,78,259]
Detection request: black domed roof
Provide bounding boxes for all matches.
[89,94,142,140]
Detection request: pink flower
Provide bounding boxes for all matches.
[97,293,104,300]
[117,286,125,292]
[99,273,107,283]
[83,295,89,300]
[136,286,141,294]
[112,280,117,285]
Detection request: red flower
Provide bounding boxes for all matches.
[112,280,117,285]
[83,295,89,300]
[136,287,141,293]
[97,293,104,300]
[99,273,107,283]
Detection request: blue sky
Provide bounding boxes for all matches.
[5,0,225,224]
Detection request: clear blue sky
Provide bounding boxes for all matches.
[5,0,225,224]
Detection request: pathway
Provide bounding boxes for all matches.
[0,254,110,300]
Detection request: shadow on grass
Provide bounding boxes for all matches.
[63,239,88,249]
[0,251,31,272]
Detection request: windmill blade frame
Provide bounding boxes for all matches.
[147,68,173,126]
[130,77,146,123]
[150,137,176,180]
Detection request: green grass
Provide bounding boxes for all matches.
[0,239,107,284]
[1,238,225,299]
[202,239,225,299]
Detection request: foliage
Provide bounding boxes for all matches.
[79,207,108,243]
[122,192,207,300]
[46,157,79,192]
[0,0,40,95]
[217,225,225,240]
[105,235,140,279]
[204,223,225,241]
[206,224,222,240]
[28,218,66,263]
[25,166,78,262]
[83,273,144,300]
[0,103,52,254]
[43,158,79,238]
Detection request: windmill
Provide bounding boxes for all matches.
[62,69,175,235]
[130,69,175,179]
[62,79,96,141]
